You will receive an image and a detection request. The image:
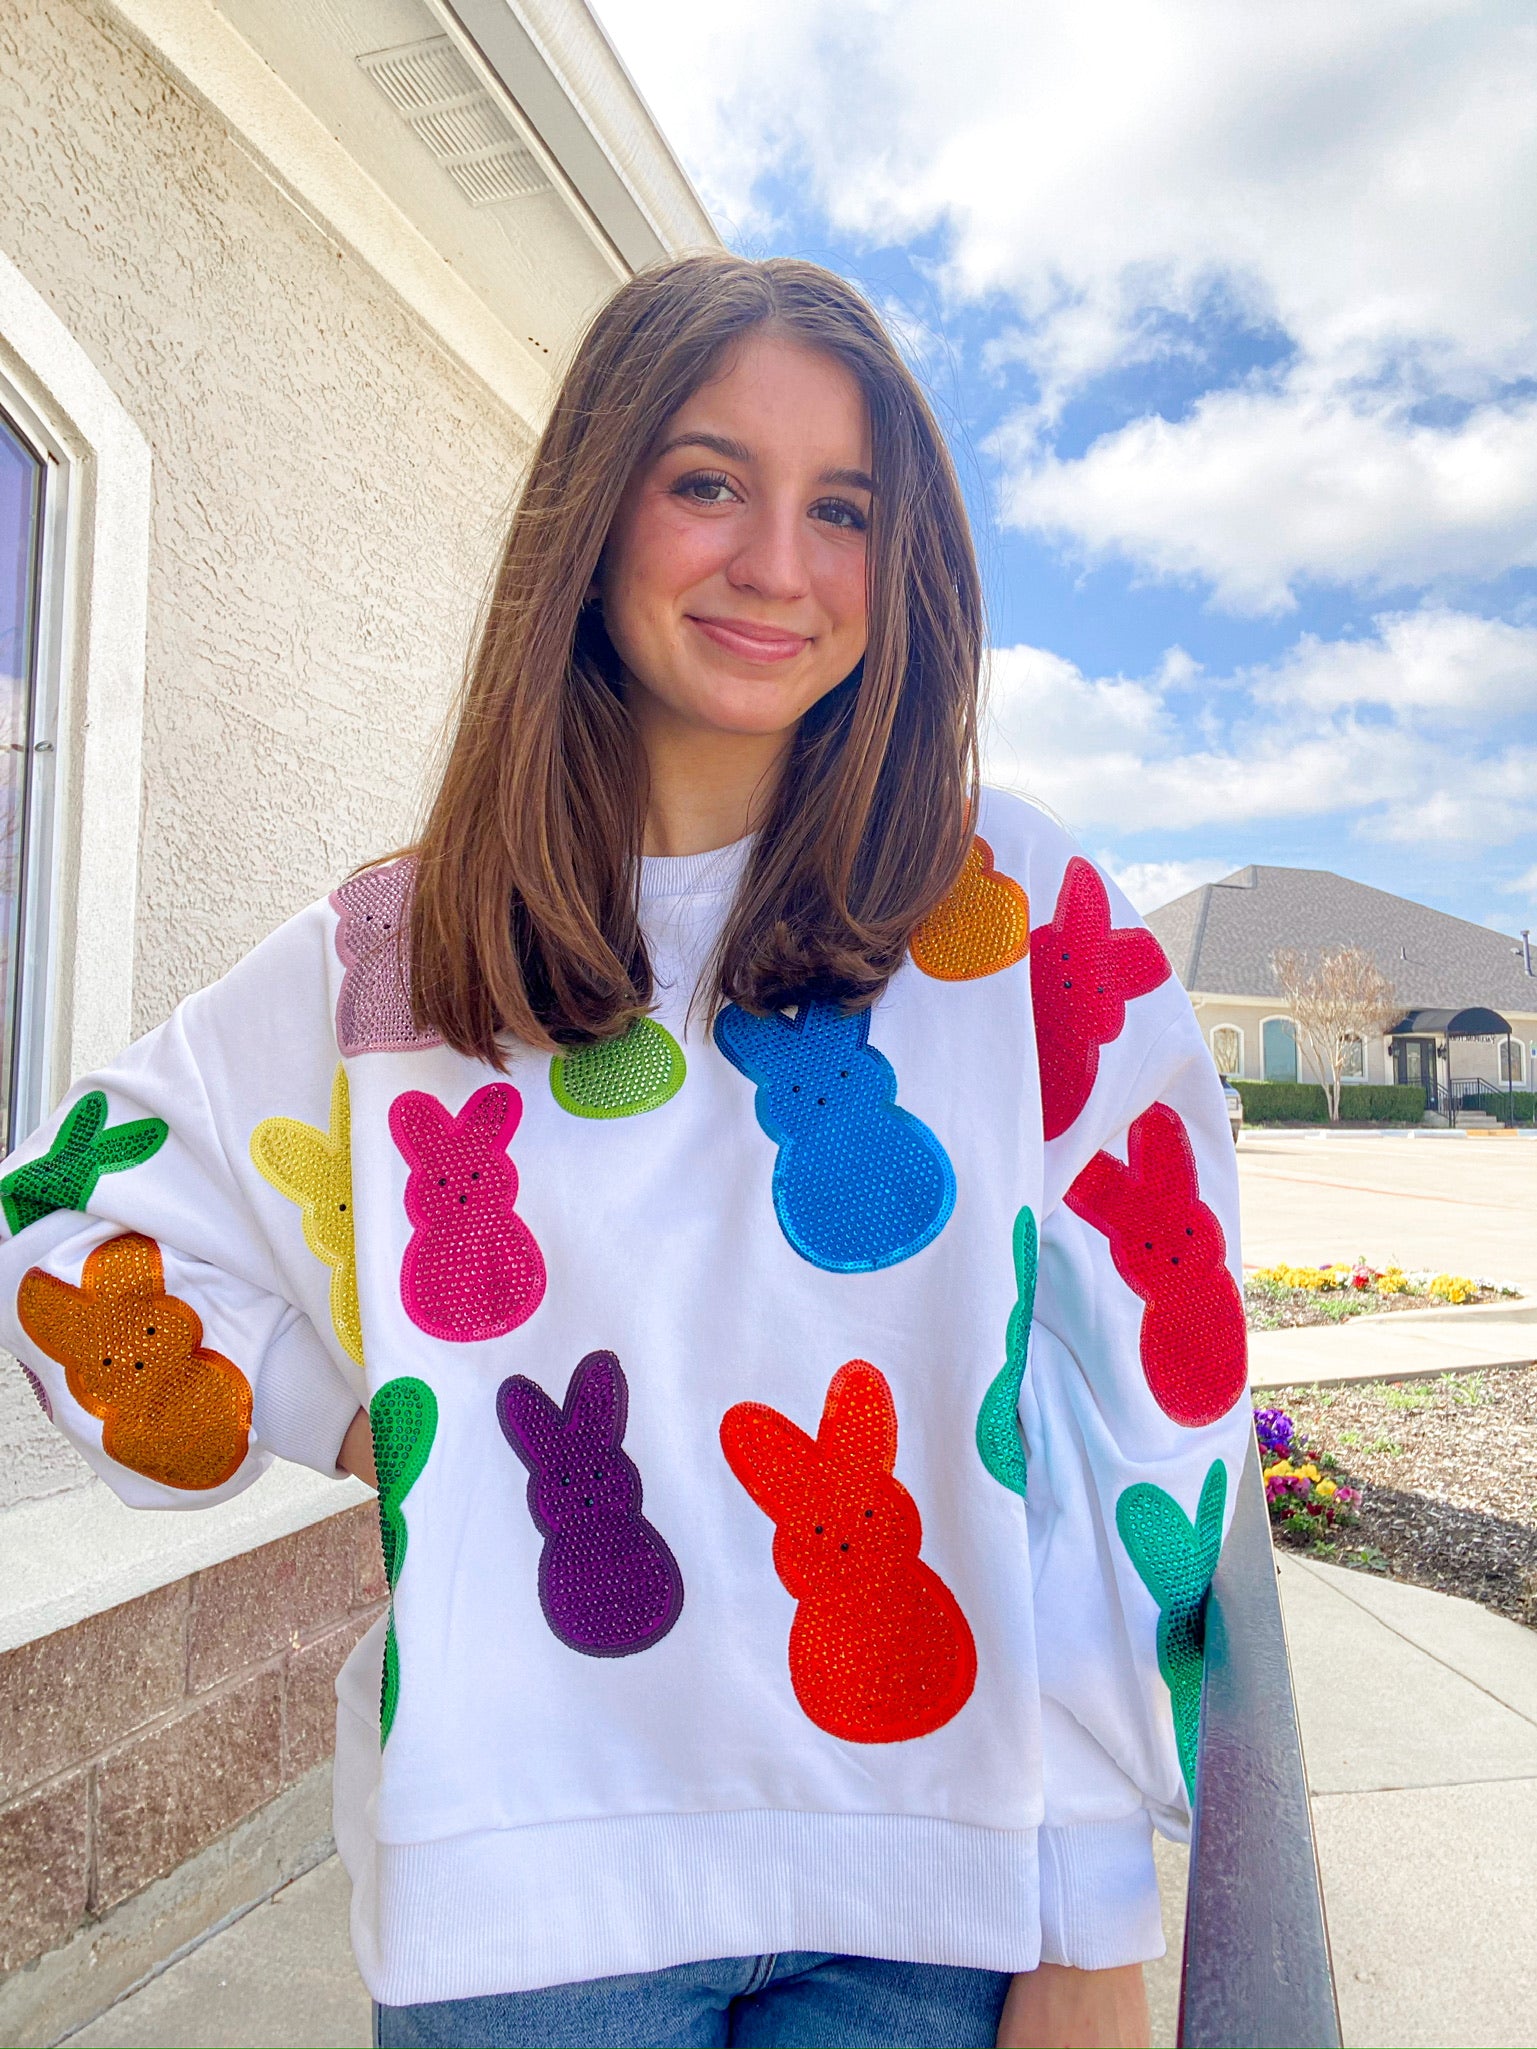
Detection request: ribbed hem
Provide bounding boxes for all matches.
[339,1802,1043,2004]
[1037,1816,1164,1968]
[639,835,755,901]
[252,1313,362,1477]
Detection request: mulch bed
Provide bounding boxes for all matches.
[1245,1282,1507,1331]
[1262,1366,1537,1628]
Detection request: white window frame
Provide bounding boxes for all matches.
[1209,1024,1243,1078]
[0,379,68,1146]
[1501,1038,1525,1086]
[0,248,150,1132]
[1340,1034,1365,1081]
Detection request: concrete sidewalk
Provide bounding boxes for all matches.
[64,1560,1537,2049]
[1248,1296,1537,1387]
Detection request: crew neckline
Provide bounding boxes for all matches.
[639,834,756,902]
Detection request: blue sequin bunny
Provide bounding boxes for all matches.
[713,1000,956,1272]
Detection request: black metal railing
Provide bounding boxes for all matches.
[1450,1075,1518,1126]
[1178,1436,1342,2048]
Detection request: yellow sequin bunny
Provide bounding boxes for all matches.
[251,1064,364,1364]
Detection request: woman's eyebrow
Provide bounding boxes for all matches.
[656,433,874,494]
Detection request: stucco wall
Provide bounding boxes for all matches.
[0,0,533,1039]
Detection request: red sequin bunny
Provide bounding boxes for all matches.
[721,1360,976,1743]
[1065,1102,1247,1426]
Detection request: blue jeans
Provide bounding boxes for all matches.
[374,1952,1013,2047]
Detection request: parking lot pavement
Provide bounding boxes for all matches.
[1236,1130,1537,1289]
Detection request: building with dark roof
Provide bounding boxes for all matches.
[1144,866,1537,1098]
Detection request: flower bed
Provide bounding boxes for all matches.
[1256,1371,1537,1627]
[1246,1258,1515,1329]
[1255,1404,1359,1540]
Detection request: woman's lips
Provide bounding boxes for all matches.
[688,615,810,662]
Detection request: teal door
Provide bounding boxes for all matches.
[1263,1017,1298,1081]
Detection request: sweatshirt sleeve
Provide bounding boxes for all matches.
[1018,836,1253,1966]
[0,899,365,1507]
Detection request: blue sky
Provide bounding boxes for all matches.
[595,0,1537,930]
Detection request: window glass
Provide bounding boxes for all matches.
[1341,1036,1364,1078]
[0,409,43,1150]
[1210,1024,1242,1077]
[1263,1016,1298,1082]
[1501,1039,1525,1085]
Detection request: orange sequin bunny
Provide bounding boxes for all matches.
[17,1233,252,1490]
[721,1360,976,1743]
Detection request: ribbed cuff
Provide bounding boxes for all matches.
[252,1312,363,1477]
[1037,1815,1165,1968]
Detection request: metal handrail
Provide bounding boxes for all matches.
[1178,1436,1342,2049]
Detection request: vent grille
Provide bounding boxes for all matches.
[358,36,550,206]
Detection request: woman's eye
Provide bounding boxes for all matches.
[673,470,738,506]
[810,498,867,532]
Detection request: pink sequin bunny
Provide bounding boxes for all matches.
[390,1084,546,1343]
[330,860,442,1058]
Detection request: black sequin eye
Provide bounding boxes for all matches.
[814,1524,824,1534]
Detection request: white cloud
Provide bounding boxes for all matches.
[595,0,1537,606]
[1099,856,1239,913]
[1004,388,1537,614]
[1253,607,1537,715]
[982,622,1537,843]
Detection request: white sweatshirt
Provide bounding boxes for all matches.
[0,789,1251,2004]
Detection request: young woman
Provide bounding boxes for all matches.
[0,256,1251,2049]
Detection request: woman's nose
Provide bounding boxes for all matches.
[725,500,811,603]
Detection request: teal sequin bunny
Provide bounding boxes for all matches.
[1116,1459,1227,1798]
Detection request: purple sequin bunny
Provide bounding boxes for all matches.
[497,1352,684,1658]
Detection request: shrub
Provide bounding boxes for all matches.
[1233,1080,1327,1123]
[1232,1080,1425,1123]
[1336,1085,1426,1124]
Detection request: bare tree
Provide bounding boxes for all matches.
[1271,946,1402,1122]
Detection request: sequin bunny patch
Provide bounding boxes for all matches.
[18,1362,51,1419]
[713,1001,956,1273]
[370,1376,438,1745]
[17,1234,251,1491]
[911,835,1030,982]
[721,1360,977,1743]
[1117,1458,1226,1799]
[250,1065,363,1365]
[498,1350,684,1657]
[550,1018,686,1120]
[1031,857,1171,1140]
[390,1083,546,1343]
[331,860,442,1058]
[1,1091,168,1236]
[1065,1102,1248,1426]
[975,1205,1037,1497]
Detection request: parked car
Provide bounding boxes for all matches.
[1221,1078,1244,1143]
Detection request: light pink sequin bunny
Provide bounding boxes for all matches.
[390,1084,546,1342]
[330,860,442,1057]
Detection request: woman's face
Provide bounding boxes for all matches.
[599,331,872,743]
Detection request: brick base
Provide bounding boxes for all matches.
[0,1504,385,1976]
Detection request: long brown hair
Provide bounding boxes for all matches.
[410,253,982,1060]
